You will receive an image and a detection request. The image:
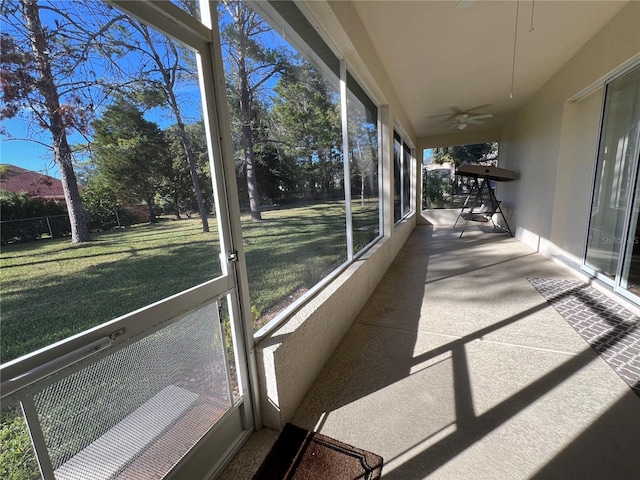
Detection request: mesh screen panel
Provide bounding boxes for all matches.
[32,302,232,480]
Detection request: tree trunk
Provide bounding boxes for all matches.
[23,0,90,243]
[173,118,210,231]
[172,192,181,219]
[137,22,210,233]
[355,138,366,205]
[57,138,91,241]
[239,44,262,221]
[146,199,157,223]
[165,84,209,231]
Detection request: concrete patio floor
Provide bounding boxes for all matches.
[220,224,640,479]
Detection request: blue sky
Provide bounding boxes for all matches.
[0,1,301,180]
[424,149,434,164]
[1,104,200,179]
[1,148,58,175]
[1,1,203,179]
[2,120,62,177]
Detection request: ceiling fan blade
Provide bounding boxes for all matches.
[468,114,493,121]
[430,105,493,124]
[464,104,491,113]
[425,112,456,118]
[466,119,484,125]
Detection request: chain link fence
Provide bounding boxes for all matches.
[0,208,138,245]
[1,214,72,244]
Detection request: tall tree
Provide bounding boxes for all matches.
[347,102,378,205]
[96,18,212,232]
[91,98,169,223]
[270,64,341,199]
[432,142,497,168]
[220,0,289,220]
[0,0,109,242]
[162,121,213,219]
[431,142,498,195]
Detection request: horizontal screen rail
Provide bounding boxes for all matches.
[1,275,233,404]
[1,337,112,400]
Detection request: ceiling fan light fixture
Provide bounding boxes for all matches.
[434,106,493,131]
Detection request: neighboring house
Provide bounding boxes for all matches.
[0,164,66,202]
[0,164,151,224]
[425,161,455,179]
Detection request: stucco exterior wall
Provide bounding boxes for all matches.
[256,216,415,429]
[549,89,603,263]
[499,1,640,258]
[252,0,422,430]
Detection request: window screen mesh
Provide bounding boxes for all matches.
[32,301,232,480]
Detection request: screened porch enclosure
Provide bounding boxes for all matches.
[1,1,256,478]
[1,0,639,479]
[1,0,387,478]
[3,299,234,480]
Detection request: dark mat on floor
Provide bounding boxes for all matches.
[528,277,640,396]
[252,423,383,480]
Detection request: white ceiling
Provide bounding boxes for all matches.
[351,0,628,138]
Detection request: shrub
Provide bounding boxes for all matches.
[81,178,136,231]
[0,191,70,244]
[423,171,452,208]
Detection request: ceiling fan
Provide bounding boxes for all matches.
[450,112,493,130]
[427,105,494,130]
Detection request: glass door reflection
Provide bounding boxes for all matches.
[584,65,640,302]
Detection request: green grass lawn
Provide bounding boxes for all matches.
[0,199,379,479]
[1,220,221,363]
[1,200,379,363]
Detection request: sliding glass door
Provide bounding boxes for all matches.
[620,157,640,296]
[584,65,640,301]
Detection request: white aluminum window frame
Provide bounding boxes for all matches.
[225,1,383,342]
[1,1,259,478]
[394,129,415,226]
